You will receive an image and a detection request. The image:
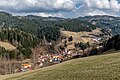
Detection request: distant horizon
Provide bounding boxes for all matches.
[0,11,119,19]
[0,0,120,18]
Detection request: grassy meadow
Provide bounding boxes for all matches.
[1,52,120,80]
[0,41,16,51]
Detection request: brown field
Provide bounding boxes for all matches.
[62,28,102,44]
[0,41,16,50]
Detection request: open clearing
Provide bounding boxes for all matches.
[1,52,120,80]
[0,41,16,50]
[62,28,102,44]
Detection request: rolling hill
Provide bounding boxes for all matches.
[0,12,97,35]
[0,12,120,36]
[2,52,120,80]
[78,15,120,35]
[62,28,102,43]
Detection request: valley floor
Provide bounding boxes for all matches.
[1,52,120,80]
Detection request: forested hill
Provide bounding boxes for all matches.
[0,28,39,60]
[77,15,120,35]
[0,12,96,35]
[1,12,120,36]
[0,12,98,60]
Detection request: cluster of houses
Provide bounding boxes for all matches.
[21,49,76,72]
[20,29,107,72]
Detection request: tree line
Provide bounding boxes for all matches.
[0,28,39,60]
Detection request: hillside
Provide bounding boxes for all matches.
[0,12,97,35]
[0,41,16,51]
[62,28,102,44]
[61,28,108,50]
[78,15,120,35]
[0,28,39,61]
[1,12,120,35]
[2,52,120,80]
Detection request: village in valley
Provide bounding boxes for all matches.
[0,0,120,80]
[0,12,115,76]
[19,28,111,72]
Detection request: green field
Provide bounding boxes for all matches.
[2,52,120,80]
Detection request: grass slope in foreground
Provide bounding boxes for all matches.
[2,52,120,80]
